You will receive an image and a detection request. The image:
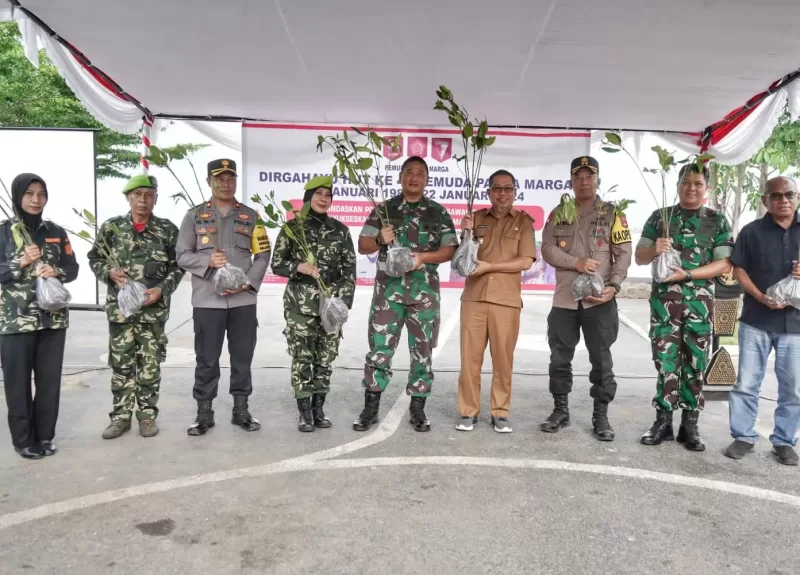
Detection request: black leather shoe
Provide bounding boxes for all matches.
[297,397,315,432]
[311,394,332,428]
[353,390,381,432]
[187,400,215,436]
[591,400,615,442]
[540,394,570,433]
[15,446,44,460]
[641,410,674,446]
[409,396,431,432]
[676,410,705,452]
[40,441,57,456]
[231,396,261,432]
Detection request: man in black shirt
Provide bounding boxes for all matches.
[727,176,800,466]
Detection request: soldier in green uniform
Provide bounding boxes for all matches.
[271,175,356,432]
[636,163,733,451]
[88,175,184,439]
[0,173,79,459]
[353,156,458,433]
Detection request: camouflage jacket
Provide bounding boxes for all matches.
[359,195,458,304]
[88,213,184,323]
[0,218,79,334]
[637,205,733,300]
[271,213,356,316]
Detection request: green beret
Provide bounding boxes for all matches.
[122,175,156,194]
[304,175,333,191]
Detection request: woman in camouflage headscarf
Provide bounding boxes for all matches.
[271,176,356,431]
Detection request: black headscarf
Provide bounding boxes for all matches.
[303,186,332,222]
[11,173,47,231]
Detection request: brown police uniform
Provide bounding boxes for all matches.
[458,208,536,418]
[540,194,632,403]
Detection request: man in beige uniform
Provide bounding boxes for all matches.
[540,156,632,441]
[455,170,536,433]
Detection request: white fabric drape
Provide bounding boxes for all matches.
[658,87,796,166]
[183,121,242,151]
[3,9,143,135]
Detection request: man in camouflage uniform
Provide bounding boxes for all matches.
[89,175,184,439]
[353,156,458,432]
[636,163,733,451]
[271,175,356,431]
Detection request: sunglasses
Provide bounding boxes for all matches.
[767,191,798,201]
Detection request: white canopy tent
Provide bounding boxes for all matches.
[3,0,800,164]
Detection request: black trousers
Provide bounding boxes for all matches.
[1,329,67,449]
[193,305,258,402]
[547,300,619,403]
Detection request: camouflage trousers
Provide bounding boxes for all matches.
[283,311,341,399]
[108,322,167,421]
[362,286,440,398]
[649,297,713,412]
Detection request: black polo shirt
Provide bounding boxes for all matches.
[731,212,800,334]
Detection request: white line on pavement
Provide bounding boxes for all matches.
[3,455,800,531]
[617,310,650,342]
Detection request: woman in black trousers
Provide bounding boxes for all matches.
[0,174,79,459]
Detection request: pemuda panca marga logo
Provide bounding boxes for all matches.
[407,136,428,158]
[431,137,452,163]
[382,135,404,161]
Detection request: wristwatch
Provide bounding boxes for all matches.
[685,271,693,282]
[375,235,382,247]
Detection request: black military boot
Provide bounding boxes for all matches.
[187,400,215,436]
[409,396,431,432]
[540,394,570,433]
[296,397,315,432]
[641,409,674,445]
[231,396,261,431]
[353,390,381,432]
[311,394,332,428]
[676,410,705,452]
[591,399,615,441]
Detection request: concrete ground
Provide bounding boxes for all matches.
[0,283,797,575]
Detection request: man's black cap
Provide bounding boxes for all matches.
[570,156,599,175]
[208,159,237,177]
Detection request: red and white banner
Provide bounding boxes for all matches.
[242,123,590,289]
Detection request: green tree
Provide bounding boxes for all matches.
[0,21,140,179]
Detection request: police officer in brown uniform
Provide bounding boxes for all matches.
[455,170,536,433]
[540,156,632,441]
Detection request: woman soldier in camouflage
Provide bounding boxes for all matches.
[0,174,79,459]
[271,176,356,431]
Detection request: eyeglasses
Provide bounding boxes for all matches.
[490,186,516,195]
[767,191,798,201]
